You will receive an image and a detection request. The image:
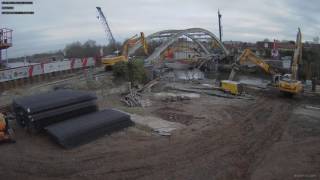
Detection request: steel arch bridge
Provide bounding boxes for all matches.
[128,28,229,64]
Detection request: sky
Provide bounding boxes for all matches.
[1,0,319,58]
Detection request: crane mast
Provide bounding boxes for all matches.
[96,7,116,48]
[291,28,302,80]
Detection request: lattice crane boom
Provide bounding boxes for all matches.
[96,7,116,47]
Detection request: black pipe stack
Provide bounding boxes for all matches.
[12,90,98,132]
[12,90,134,148]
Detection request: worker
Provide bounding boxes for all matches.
[0,113,6,130]
[0,113,8,139]
[0,113,15,143]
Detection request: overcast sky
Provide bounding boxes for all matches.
[1,0,319,58]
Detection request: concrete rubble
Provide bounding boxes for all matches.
[130,114,185,136]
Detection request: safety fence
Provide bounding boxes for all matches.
[0,57,96,82]
[0,57,96,91]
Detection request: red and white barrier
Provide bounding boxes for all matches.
[0,57,96,83]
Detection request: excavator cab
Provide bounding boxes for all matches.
[272,74,281,85]
[278,78,303,95]
[272,74,303,95]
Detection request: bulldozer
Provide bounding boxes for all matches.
[0,113,15,143]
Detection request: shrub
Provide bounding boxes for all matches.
[113,61,128,80]
[113,60,147,85]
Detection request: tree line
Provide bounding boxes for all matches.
[64,40,122,58]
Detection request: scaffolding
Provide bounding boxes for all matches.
[0,28,13,66]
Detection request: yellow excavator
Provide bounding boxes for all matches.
[102,32,148,70]
[227,29,303,96]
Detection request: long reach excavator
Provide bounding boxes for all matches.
[228,28,303,96]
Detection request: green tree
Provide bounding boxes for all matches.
[113,60,147,86]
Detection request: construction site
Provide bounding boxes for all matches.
[1,4,320,180]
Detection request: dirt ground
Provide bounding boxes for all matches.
[1,82,320,180]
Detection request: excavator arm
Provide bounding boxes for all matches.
[291,28,302,80]
[238,49,276,75]
[229,49,276,80]
[122,34,138,58]
[102,32,149,69]
[122,32,148,58]
[140,32,148,55]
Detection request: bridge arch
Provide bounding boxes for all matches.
[129,28,229,63]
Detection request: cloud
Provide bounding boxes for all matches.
[1,0,319,58]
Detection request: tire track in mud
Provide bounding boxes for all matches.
[62,97,294,180]
[233,97,294,179]
[0,95,296,180]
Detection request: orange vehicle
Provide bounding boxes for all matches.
[0,113,15,143]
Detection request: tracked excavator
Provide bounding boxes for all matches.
[227,29,303,96]
[101,32,148,70]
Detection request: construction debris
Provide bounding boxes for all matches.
[169,86,254,100]
[138,78,160,93]
[121,79,160,107]
[153,92,200,102]
[121,86,143,107]
[130,114,185,136]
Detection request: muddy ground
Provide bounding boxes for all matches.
[0,74,320,180]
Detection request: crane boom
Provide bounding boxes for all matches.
[291,28,302,80]
[96,7,116,47]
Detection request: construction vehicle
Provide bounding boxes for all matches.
[96,7,148,70]
[228,29,303,96]
[220,80,243,95]
[0,113,15,143]
[101,32,148,70]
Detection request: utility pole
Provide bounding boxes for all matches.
[218,9,222,42]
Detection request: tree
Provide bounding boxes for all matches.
[263,38,270,42]
[113,60,147,85]
[64,40,103,58]
[64,41,85,58]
